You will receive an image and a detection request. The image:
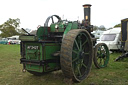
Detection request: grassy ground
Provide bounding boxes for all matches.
[0,45,128,85]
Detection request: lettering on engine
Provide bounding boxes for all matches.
[27,46,39,50]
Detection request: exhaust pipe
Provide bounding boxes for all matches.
[82,4,93,32]
[83,4,91,23]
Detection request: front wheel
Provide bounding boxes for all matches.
[93,43,109,69]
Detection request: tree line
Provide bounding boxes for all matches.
[93,23,121,31]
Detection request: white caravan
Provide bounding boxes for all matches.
[98,27,121,51]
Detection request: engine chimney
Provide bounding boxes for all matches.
[82,4,93,33]
[83,4,91,23]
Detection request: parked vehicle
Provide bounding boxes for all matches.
[8,38,20,44]
[98,27,121,51]
[0,38,8,44]
[0,35,21,45]
[7,35,20,44]
[91,30,104,39]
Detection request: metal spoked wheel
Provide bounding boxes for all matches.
[93,43,109,69]
[60,29,93,82]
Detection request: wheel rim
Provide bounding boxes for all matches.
[96,44,109,68]
[72,32,91,80]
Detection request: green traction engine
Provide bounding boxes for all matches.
[20,4,109,82]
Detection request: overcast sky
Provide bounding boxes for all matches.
[0,0,128,30]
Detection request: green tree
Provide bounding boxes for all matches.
[107,27,113,30]
[114,23,121,28]
[0,18,20,37]
[93,25,99,31]
[99,25,106,31]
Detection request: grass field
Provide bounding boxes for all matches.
[0,44,128,85]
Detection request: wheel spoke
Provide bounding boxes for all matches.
[79,39,82,50]
[84,52,89,55]
[97,51,100,56]
[72,56,79,62]
[100,58,104,66]
[73,50,78,54]
[99,51,106,66]
[103,58,106,63]
[81,33,88,46]
[99,46,102,54]
[82,63,87,69]
[101,58,104,65]
[73,62,78,75]
[99,58,102,65]
[82,39,87,47]
[77,66,82,77]
[75,39,80,51]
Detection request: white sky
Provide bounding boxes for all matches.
[0,0,128,30]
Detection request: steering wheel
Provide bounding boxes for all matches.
[44,15,61,27]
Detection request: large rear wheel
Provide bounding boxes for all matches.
[60,29,93,82]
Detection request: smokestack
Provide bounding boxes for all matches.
[83,4,92,23]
